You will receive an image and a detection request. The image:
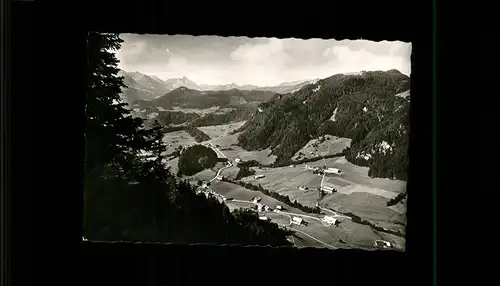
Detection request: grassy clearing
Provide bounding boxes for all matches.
[240,165,322,208]
[198,121,246,139]
[334,220,384,249]
[261,211,292,226]
[170,106,219,115]
[209,134,240,147]
[234,155,406,240]
[162,130,198,155]
[189,169,217,183]
[292,135,352,161]
[210,181,307,215]
[222,146,277,165]
[321,192,406,229]
[319,157,407,193]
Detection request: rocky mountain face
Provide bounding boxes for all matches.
[236,70,411,181]
[118,70,170,103]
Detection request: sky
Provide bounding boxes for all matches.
[116,34,411,87]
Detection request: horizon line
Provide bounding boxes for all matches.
[119,68,410,88]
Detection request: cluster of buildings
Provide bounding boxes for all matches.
[257,203,271,212]
[305,165,343,176]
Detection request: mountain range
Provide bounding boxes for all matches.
[118,70,318,104]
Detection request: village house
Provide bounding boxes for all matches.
[324,167,343,175]
[292,217,303,225]
[322,216,337,225]
[321,186,335,193]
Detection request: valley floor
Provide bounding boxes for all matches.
[165,121,407,251]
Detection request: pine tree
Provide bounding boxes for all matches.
[85,32,149,184]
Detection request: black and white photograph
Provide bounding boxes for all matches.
[84,32,411,251]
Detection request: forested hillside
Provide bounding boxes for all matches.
[139,106,256,130]
[84,32,292,246]
[149,88,276,110]
[189,106,256,127]
[236,70,410,180]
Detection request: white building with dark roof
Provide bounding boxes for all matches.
[292,217,303,225]
[322,216,337,225]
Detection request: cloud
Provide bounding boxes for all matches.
[321,42,411,76]
[115,34,411,86]
[228,38,299,85]
[230,38,292,65]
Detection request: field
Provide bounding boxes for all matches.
[170,106,220,114]
[197,121,246,139]
[207,137,277,166]
[189,168,218,183]
[292,135,352,161]
[163,126,407,250]
[286,215,383,250]
[237,155,407,243]
[320,192,406,233]
[210,181,309,215]
[162,130,198,154]
[313,157,407,193]
[241,164,322,208]
[221,146,277,165]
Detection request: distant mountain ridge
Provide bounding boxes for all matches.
[118,70,317,104]
[145,87,277,110]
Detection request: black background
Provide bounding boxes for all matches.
[8,0,451,285]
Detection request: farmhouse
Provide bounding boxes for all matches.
[254,174,265,179]
[324,168,343,175]
[322,216,337,225]
[292,217,303,225]
[275,205,282,210]
[259,216,268,221]
[321,186,335,193]
[235,158,242,163]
